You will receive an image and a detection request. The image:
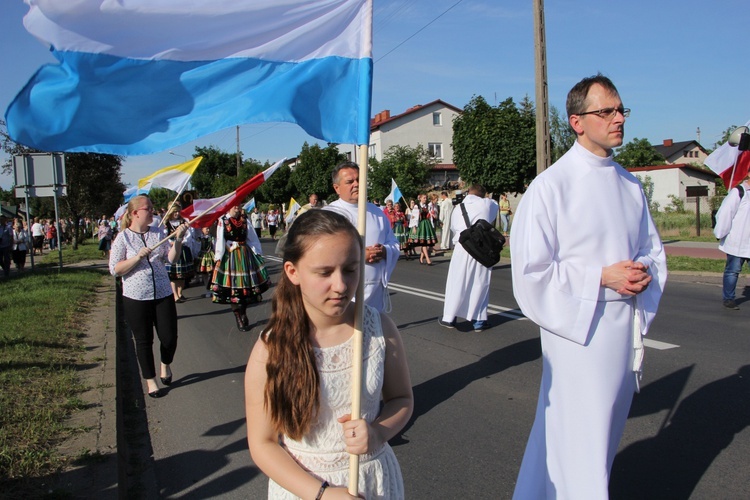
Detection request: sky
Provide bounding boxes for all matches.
[1,0,749,191]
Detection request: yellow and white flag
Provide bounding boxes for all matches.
[285,197,300,224]
[138,157,203,193]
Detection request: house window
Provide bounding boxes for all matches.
[428,143,443,159]
[368,144,376,158]
[433,112,442,126]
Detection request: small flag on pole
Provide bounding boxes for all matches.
[243,197,256,213]
[384,178,404,205]
[181,159,285,228]
[285,197,301,224]
[123,185,151,203]
[705,121,750,189]
[138,157,203,193]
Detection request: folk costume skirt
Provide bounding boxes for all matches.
[166,245,195,281]
[410,219,437,247]
[198,249,215,274]
[211,244,269,306]
[393,221,408,250]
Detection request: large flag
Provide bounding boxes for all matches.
[5,0,374,155]
[285,197,301,224]
[384,178,404,205]
[705,121,750,189]
[138,157,203,193]
[181,159,285,228]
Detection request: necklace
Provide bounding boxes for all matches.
[229,216,244,228]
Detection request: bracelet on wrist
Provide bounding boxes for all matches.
[174,237,183,244]
[315,480,329,500]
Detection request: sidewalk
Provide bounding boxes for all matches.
[662,240,725,260]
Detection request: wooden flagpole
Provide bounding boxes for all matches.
[149,190,236,250]
[348,144,369,495]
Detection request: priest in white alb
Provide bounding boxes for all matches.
[510,74,667,499]
[440,184,499,332]
[325,161,399,312]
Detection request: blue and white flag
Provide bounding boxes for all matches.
[6,0,373,155]
[384,178,403,205]
[243,197,256,213]
[123,185,151,203]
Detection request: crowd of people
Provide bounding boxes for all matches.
[4,73,674,499]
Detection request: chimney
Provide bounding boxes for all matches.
[663,139,673,147]
[382,110,390,120]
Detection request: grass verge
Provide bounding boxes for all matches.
[0,266,106,493]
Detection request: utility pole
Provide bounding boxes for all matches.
[533,0,551,174]
[236,125,241,177]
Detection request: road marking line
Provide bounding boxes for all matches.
[262,256,677,348]
[643,338,679,350]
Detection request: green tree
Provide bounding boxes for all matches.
[452,95,536,194]
[190,145,239,197]
[614,138,666,167]
[291,142,346,201]
[714,125,739,149]
[62,153,126,248]
[368,145,434,203]
[550,105,575,162]
[256,162,293,205]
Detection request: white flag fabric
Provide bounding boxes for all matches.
[6,0,373,155]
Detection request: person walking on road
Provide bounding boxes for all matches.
[326,161,399,312]
[440,184,499,332]
[210,203,269,332]
[438,191,454,252]
[109,194,188,398]
[510,74,667,499]
[245,209,413,499]
[714,174,750,309]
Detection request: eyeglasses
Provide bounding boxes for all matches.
[134,207,152,213]
[576,107,630,120]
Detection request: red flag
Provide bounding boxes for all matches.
[181,159,284,228]
[705,121,750,189]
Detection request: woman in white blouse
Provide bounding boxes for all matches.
[109,195,188,398]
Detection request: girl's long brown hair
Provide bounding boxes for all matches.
[262,209,361,440]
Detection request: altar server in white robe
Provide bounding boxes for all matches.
[510,74,667,500]
[326,162,399,312]
[440,184,499,331]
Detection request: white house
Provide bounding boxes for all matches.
[338,99,463,188]
[628,163,718,213]
[652,139,709,165]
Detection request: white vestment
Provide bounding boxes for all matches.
[442,194,499,322]
[510,141,667,500]
[325,200,399,312]
[439,197,454,250]
[713,181,750,258]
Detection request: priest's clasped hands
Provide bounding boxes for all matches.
[601,260,652,296]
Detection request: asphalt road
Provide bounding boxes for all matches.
[143,241,750,499]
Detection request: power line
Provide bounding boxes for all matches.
[376,0,466,63]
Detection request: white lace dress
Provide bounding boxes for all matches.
[267,305,405,499]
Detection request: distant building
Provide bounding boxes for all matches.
[653,139,709,165]
[338,99,463,189]
[627,163,717,213]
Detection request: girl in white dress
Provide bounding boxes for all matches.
[245,210,413,499]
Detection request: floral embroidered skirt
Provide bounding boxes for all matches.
[211,245,269,306]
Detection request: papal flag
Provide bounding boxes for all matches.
[285,197,301,224]
[5,0,373,155]
[138,157,203,193]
